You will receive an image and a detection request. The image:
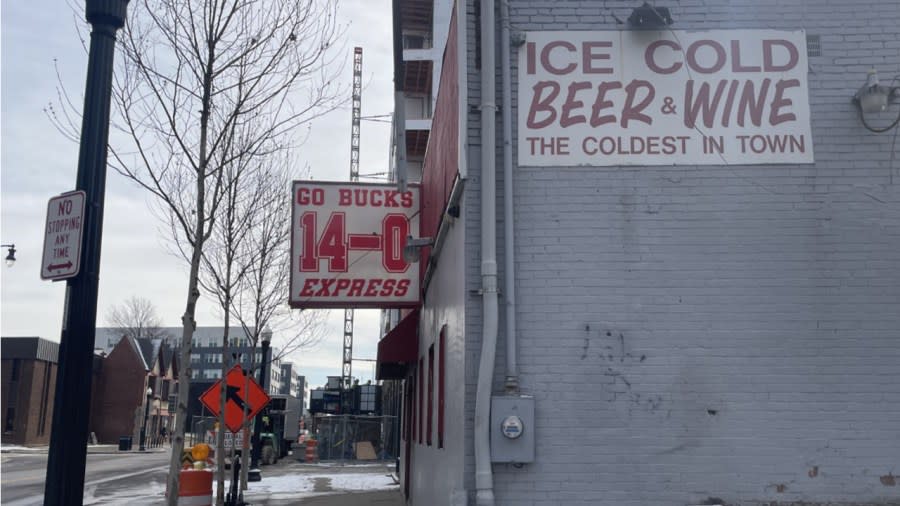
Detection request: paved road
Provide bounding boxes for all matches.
[1,448,403,505]
[1,449,170,505]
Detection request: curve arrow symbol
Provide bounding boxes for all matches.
[226,384,251,413]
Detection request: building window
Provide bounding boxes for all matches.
[427,344,434,446]
[11,359,21,381]
[38,363,52,436]
[360,385,377,413]
[190,354,201,363]
[191,370,200,379]
[418,357,424,445]
[4,407,14,433]
[407,376,415,443]
[438,326,446,449]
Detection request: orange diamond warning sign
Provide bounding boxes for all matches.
[199,365,270,433]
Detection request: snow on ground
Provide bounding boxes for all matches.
[0,445,47,452]
[81,471,398,505]
[227,472,398,500]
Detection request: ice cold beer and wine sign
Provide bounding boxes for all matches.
[290,182,420,308]
[518,30,814,166]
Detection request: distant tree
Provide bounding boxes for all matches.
[197,124,281,498]
[105,296,166,339]
[224,156,327,488]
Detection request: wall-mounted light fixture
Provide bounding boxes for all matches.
[1,244,16,267]
[403,236,434,264]
[628,2,673,29]
[852,69,900,133]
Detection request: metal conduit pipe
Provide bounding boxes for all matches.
[475,0,498,503]
[500,0,518,394]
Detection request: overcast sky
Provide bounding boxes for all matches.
[1,0,396,390]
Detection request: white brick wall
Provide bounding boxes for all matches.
[459,1,900,505]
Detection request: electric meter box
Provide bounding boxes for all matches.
[490,395,535,463]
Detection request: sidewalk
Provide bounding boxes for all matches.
[0,444,168,454]
[280,490,404,506]
[228,461,404,505]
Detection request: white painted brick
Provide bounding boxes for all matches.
[454,0,900,505]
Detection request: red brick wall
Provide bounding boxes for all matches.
[420,8,459,246]
[1,358,56,446]
[93,341,147,443]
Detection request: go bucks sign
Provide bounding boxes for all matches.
[289,181,421,309]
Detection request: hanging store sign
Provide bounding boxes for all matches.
[290,181,421,309]
[518,30,813,166]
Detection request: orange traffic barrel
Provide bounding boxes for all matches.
[177,469,213,506]
[305,439,318,463]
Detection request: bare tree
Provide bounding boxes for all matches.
[105,296,166,339]
[226,156,328,488]
[103,0,344,501]
[197,126,278,502]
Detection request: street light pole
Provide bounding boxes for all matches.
[250,329,273,471]
[43,2,128,505]
[139,387,152,451]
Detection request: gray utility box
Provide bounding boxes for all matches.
[490,395,535,463]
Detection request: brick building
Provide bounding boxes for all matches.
[92,335,179,444]
[374,1,900,505]
[95,326,283,392]
[2,338,60,445]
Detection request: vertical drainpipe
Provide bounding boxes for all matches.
[475,0,498,504]
[392,0,408,193]
[499,0,518,394]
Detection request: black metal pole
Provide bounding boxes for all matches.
[44,1,128,505]
[250,340,270,469]
[139,392,151,451]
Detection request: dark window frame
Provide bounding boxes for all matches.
[418,357,424,445]
[438,326,446,448]
[4,407,15,433]
[427,344,434,446]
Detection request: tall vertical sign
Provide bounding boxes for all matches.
[41,191,86,281]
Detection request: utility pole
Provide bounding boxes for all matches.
[341,47,363,415]
[44,1,129,504]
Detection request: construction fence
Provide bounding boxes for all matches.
[311,414,399,462]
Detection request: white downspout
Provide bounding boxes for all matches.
[499,0,518,394]
[475,0,498,504]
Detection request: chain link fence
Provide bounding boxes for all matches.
[311,414,398,462]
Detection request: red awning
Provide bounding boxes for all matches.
[376,309,420,380]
